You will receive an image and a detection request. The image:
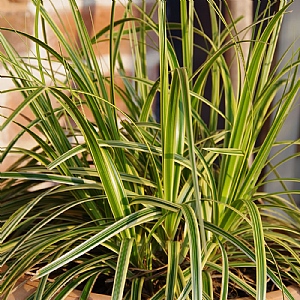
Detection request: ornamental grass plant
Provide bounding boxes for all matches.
[1,0,300,299]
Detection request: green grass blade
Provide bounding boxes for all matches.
[37,208,160,279]
[244,201,267,300]
[79,273,99,300]
[180,204,202,300]
[111,238,134,300]
[165,241,180,299]
[130,278,145,300]
[178,68,207,247]
[217,239,229,300]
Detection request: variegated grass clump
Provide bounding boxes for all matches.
[1,0,300,299]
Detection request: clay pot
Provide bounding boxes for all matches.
[3,274,300,300]
[8,0,29,2]
[234,285,300,300]
[0,272,111,300]
[2,265,300,299]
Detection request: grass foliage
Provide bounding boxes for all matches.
[1,0,300,299]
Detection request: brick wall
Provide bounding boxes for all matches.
[0,0,159,170]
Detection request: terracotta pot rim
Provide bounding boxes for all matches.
[2,273,300,300]
[234,284,300,300]
[0,272,111,300]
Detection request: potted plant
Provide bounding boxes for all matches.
[1,0,300,299]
